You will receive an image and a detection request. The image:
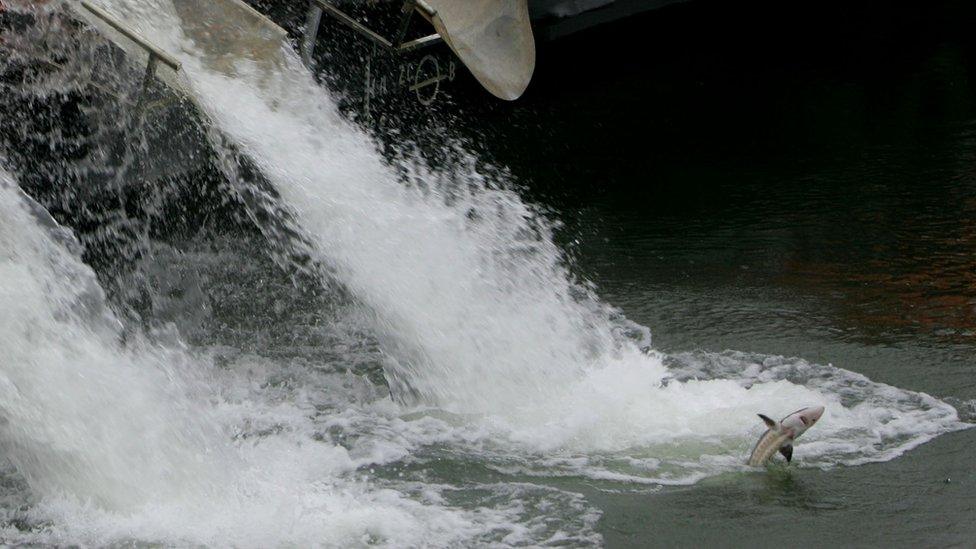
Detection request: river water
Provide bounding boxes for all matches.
[0,0,974,546]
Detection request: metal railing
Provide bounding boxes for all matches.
[77,0,181,109]
[79,1,181,71]
[300,0,443,67]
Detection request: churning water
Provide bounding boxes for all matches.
[0,1,971,546]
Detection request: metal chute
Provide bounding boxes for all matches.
[421,0,535,100]
[171,0,287,74]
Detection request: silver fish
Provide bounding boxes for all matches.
[747,406,824,466]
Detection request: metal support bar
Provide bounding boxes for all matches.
[413,0,437,19]
[133,52,158,116]
[301,3,323,68]
[363,47,373,118]
[78,0,181,71]
[134,53,158,114]
[398,33,440,53]
[311,0,393,51]
[141,54,158,95]
[308,0,442,57]
[393,0,415,47]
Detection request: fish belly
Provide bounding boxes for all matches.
[747,431,789,466]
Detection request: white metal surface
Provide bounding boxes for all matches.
[424,0,535,100]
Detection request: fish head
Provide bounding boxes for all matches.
[803,405,825,425]
[782,405,825,439]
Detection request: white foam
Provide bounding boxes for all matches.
[0,170,599,546]
[0,175,229,511]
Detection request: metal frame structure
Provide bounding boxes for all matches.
[300,0,443,67]
[75,0,453,114]
[79,1,180,76]
[77,0,180,110]
[301,0,457,113]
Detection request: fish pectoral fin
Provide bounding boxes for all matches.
[779,444,793,463]
[758,414,777,428]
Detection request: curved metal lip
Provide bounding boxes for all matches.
[423,0,536,101]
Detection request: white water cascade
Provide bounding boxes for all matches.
[0,164,577,546]
[0,174,230,511]
[94,0,964,451]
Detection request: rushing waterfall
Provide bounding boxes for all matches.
[0,175,226,510]
[112,0,964,440]
[0,164,594,547]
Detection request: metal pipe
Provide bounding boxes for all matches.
[398,33,441,53]
[413,0,436,19]
[78,0,181,71]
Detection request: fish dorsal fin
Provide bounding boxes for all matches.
[780,444,793,462]
[758,414,777,429]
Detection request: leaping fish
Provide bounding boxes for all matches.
[747,406,824,467]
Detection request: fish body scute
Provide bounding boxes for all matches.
[747,429,791,466]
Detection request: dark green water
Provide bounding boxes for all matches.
[450,1,976,545]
